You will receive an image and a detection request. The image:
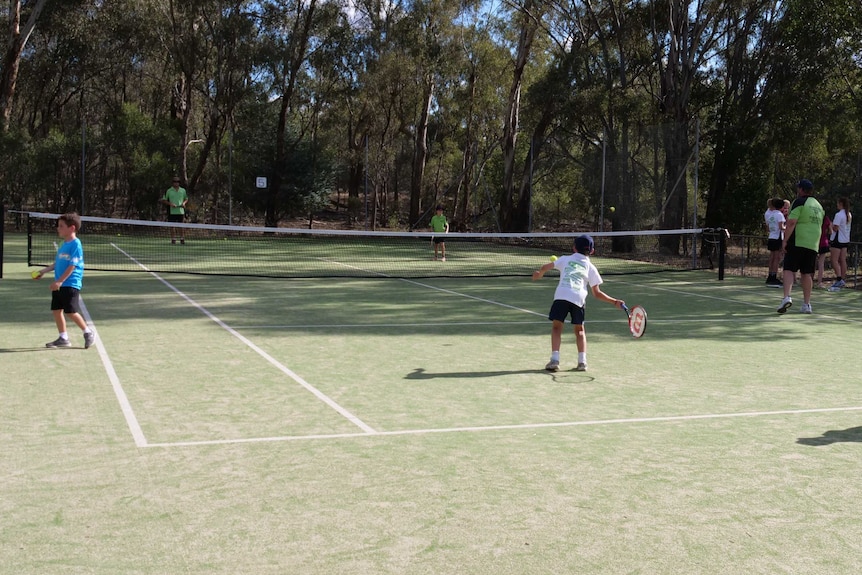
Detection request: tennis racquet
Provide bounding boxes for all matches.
[621,303,648,338]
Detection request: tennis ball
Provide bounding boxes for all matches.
[550,255,558,262]
[31,270,40,279]
[609,206,616,213]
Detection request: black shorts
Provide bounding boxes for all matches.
[168,213,184,223]
[51,287,81,314]
[783,246,817,275]
[831,240,849,250]
[549,299,586,325]
[432,236,445,244]
[819,245,830,255]
[767,238,782,252]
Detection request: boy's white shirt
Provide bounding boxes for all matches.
[552,252,603,307]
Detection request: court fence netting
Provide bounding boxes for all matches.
[11,210,727,280]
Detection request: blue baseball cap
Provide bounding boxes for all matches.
[797,179,813,192]
[575,234,594,254]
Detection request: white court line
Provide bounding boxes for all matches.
[236,321,547,329]
[144,404,862,448]
[322,259,545,316]
[617,277,862,325]
[233,316,786,330]
[110,244,377,435]
[77,297,148,447]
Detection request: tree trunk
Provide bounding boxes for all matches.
[409,79,433,226]
[0,0,48,132]
[500,0,539,231]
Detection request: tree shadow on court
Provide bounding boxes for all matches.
[405,367,594,383]
[797,426,862,446]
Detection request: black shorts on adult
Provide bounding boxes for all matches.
[783,246,817,275]
[51,286,81,314]
[549,299,586,325]
[168,213,184,223]
[767,238,782,252]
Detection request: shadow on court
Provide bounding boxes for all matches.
[406,367,594,383]
[0,347,75,353]
[797,426,862,446]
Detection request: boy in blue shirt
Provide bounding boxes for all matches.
[32,213,95,348]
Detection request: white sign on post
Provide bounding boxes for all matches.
[256,177,267,189]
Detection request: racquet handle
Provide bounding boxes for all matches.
[621,303,629,314]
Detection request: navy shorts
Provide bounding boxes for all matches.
[549,299,586,325]
[51,287,81,314]
[783,246,817,275]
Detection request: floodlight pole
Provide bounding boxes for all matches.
[81,117,86,215]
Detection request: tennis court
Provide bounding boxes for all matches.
[3,230,862,574]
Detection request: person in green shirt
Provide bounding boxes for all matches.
[778,179,824,314]
[430,204,449,261]
[162,177,188,244]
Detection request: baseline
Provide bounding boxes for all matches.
[144,404,862,448]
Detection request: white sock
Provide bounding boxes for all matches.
[59,332,69,340]
[551,351,560,362]
[578,352,587,364]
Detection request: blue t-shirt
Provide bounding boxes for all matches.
[55,238,84,290]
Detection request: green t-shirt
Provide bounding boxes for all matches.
[164,186,188,215]
[430,214,448,233]
[788,196,824,252]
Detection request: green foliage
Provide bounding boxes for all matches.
[0,0,859,236]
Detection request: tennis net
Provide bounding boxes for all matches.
[25,212,713,279]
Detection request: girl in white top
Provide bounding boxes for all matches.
[764,198,785,285]
[829,197,852,290]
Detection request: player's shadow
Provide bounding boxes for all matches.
[0,347,69,353]
[406,368,594,382]
[797,426,862,446]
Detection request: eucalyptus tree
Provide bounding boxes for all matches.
[498,0,546,231]
[700,0,785,231]
[257,0,344,226]
[538,0,656,240]
[648,0,729,251]
[446,10,510,230]
[0,0,49,133]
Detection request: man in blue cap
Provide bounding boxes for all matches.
[778,179,824,314]
[532,234,625,372]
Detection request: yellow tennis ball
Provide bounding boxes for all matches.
[609,206,615,213]
[31,270,40,279]
[550,255,558,262]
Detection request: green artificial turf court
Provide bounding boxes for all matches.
[3,231,862,574]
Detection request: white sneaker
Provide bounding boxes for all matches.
[777,296,792,314]
[800,303,812,314]
[545,360,560,372]
[574,363,588,372]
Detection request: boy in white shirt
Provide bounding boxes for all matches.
[532,235,625,372]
